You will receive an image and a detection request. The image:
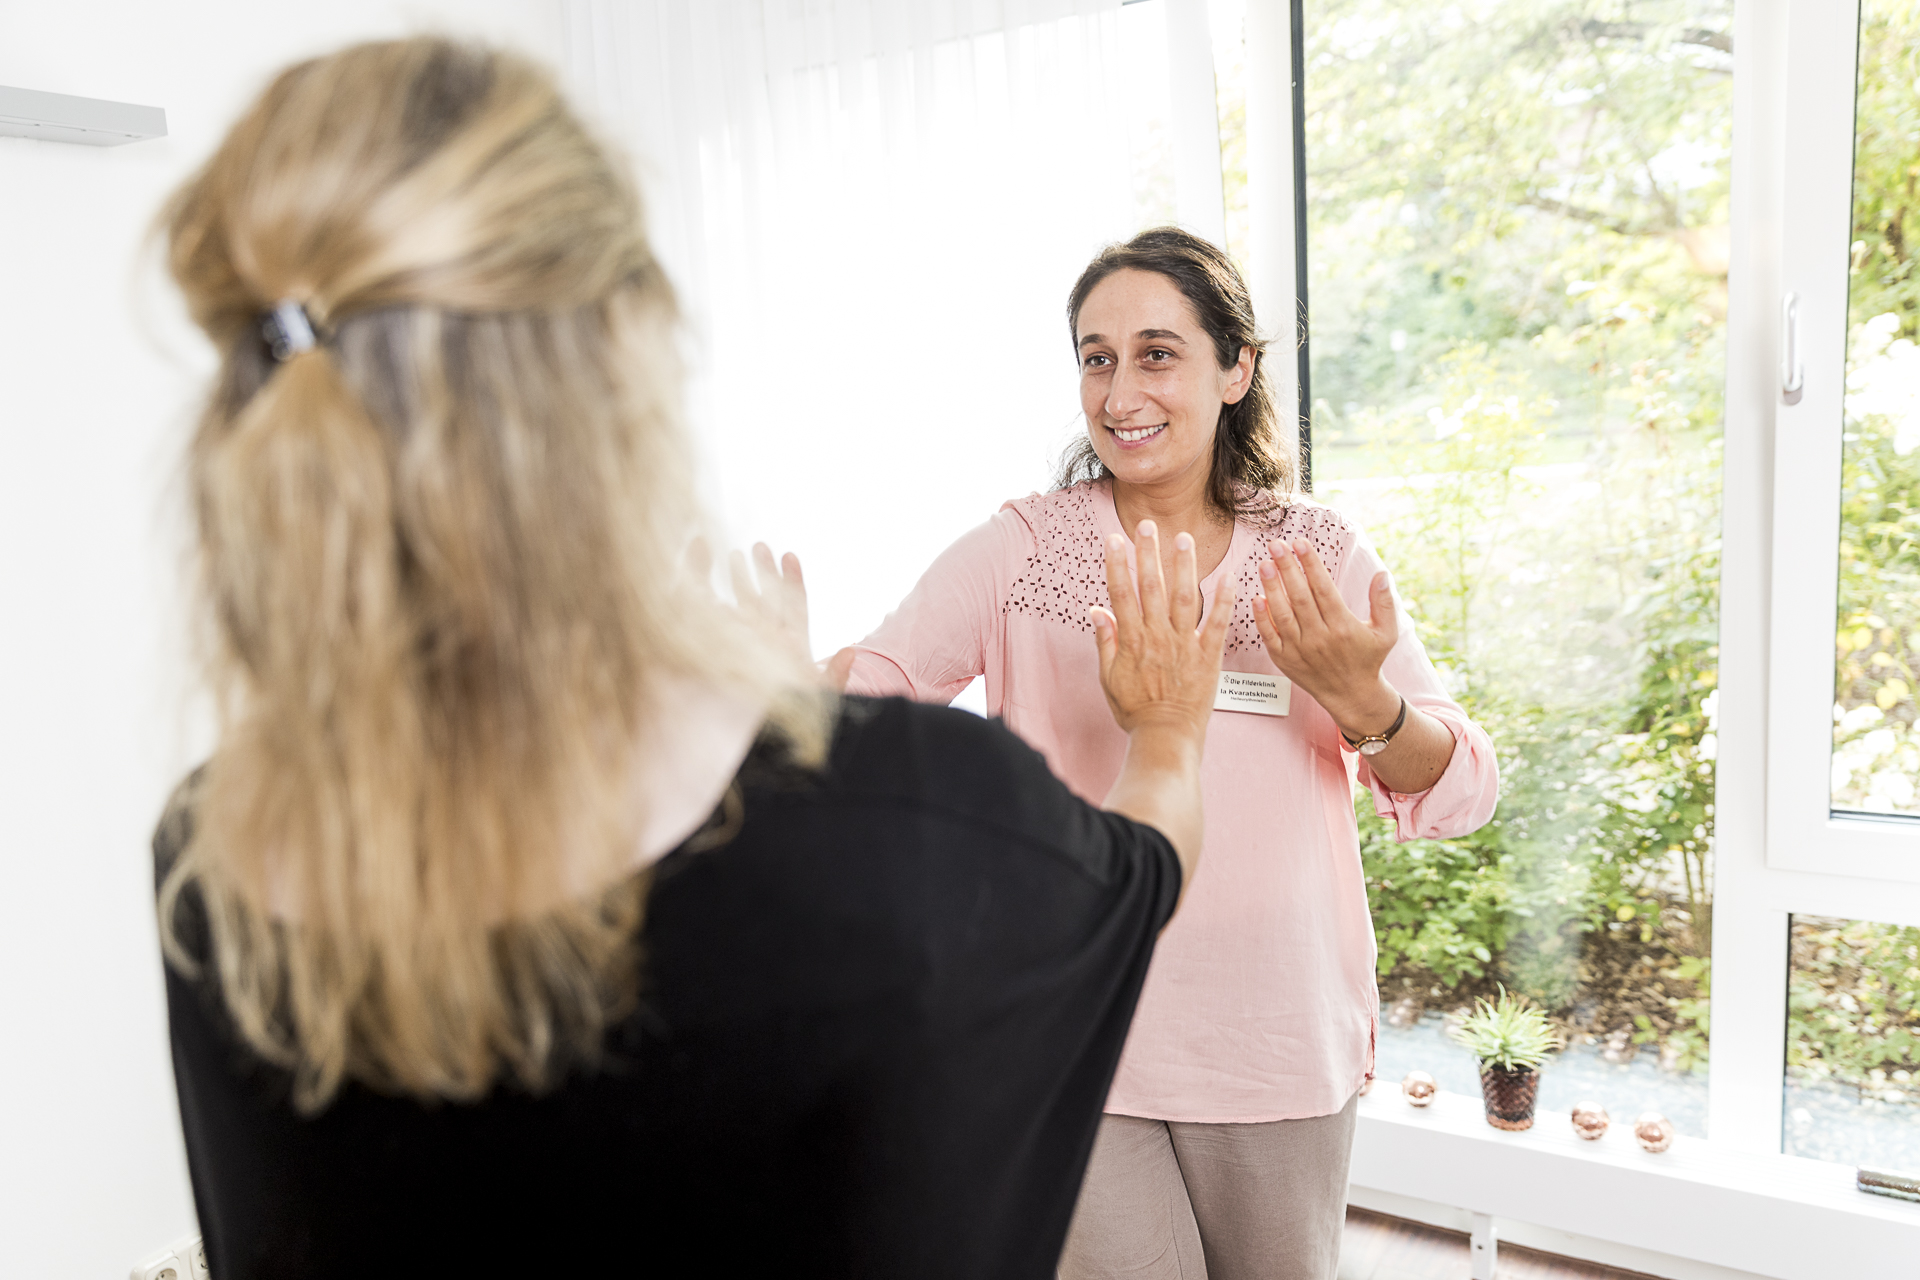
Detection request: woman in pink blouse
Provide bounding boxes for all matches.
[840,228,1499,1280]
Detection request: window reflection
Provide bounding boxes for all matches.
[1265,0,1730,1126]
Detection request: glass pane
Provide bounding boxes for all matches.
[1831,0,1920,816]
[1786,915,1920,1170]
[1275,1,1731,1131]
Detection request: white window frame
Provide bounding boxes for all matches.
[1713,0,1920,1169]
[1760,0,1920,890]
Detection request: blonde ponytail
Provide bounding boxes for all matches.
[159,39,828,1109]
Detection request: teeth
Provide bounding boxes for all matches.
[1114,425,1164,442]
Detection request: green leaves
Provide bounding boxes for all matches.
[1360,792,1514,987]
[1789,918,1920,1100]
[1449,986,1561,1071]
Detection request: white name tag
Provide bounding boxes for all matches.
[1214,670,1291,716]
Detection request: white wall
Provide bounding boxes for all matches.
[0,6,564,1275]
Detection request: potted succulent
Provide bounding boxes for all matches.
[1449,987,1559,1131]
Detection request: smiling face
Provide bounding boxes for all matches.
[1075,268,1254,498]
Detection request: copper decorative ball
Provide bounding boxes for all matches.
[1633,1111,1675,1153]
[1569,1101,1610,1140]
[1401,1070,1437,1107]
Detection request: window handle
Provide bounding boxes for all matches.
[1782,292,1804,405]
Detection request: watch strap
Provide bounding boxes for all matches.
[1341,696,1408,751]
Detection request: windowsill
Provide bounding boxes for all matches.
[1351,1087,1920,1280]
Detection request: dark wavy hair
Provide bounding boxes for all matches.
[1056,226,1297,515]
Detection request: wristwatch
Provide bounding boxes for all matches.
[1341,696,1407,757]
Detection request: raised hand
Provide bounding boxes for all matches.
[1089,521,1235,741]
[1089,520,1234,905]
[1251,537,1402,736]
[728,542,813,662]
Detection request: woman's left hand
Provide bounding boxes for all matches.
[1251,537,1403,737]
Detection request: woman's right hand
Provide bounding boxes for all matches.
[1089,522,1234,741]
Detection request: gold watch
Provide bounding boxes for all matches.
[1341,696,1407,757]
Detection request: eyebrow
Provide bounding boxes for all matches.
[1076,328,1191,349]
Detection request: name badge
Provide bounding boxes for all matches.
[1214,670,1291,716]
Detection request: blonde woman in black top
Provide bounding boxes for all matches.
[154,37,1234,1278]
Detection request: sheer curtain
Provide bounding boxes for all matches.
[560,0,1139,665]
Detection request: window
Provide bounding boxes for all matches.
[1830,0,1920,819]
[1785,913,1920,1168]
[1283,0,1732,1137]
[1745,0,1920,1165]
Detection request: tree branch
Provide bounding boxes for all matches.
[1580,20,1733,55]
[1521,194,1649,237]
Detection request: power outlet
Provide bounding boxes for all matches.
[130,1234,207,1280]
[128,1247,182,1280]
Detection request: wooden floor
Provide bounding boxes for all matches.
[1339,1208,1662,1280]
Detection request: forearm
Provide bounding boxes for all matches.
[1102,720,1205,902]
[1324,676,1457,794]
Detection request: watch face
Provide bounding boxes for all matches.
[1358,739,1389,756]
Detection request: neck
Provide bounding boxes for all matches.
[1111,469,1226,540]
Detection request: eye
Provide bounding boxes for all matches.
[1145,348,1174,363]
[1083,353,1113,370]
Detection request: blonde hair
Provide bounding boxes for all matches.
[159,38,827,1111]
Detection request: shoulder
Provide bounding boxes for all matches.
[1000,481,1103,547]
[151,768,213,967]
[1216,496,1359,654]
[153,769,206,888]
[1237,493,1357,568]
[1000,483,1110,634]
[816,696,1162,887]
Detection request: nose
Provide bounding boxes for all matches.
[1106,359,1149,422]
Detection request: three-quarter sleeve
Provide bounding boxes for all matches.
[1338,534,1500,841]
[844,506,1031,704]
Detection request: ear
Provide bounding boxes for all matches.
[1222,345,1256,405]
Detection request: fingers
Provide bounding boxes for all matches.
[1251,588,1288,659]
[728,549,757,612]
[1292,538,1350,621]
[1368,570,1399,647]
[1101,533,1145,639]
[1170,531,1201,633]
[1133,521,1170,632]
[686,536,715,582]
[1269,539,1325,637]
[752,541,780,584]
[1089,605,1119,678]
[1201,577,1236,658]
[1258,551,1303,647]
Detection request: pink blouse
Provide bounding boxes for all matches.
[846,480,1499,1122]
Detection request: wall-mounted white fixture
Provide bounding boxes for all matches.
[0,85,165,146]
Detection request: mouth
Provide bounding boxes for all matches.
[1108,423,1167,445]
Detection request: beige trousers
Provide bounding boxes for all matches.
[1056,1093,1359,1280]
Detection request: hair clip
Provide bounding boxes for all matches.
[262,299,317,362]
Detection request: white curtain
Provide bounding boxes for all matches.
[560,0,1141,663]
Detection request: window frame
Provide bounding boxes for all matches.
[1761,0,1920,890]
[1714,0,1920,1164]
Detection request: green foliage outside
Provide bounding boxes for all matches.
[1217,0,1737,1067]
[1807,0,1920,1104]
[1211,0,1920,1093]
[1790,917,1920,1098]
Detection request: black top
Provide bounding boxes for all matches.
[160,697,1180,1279]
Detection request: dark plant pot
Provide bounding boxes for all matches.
[1479,1063,1541,1131]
